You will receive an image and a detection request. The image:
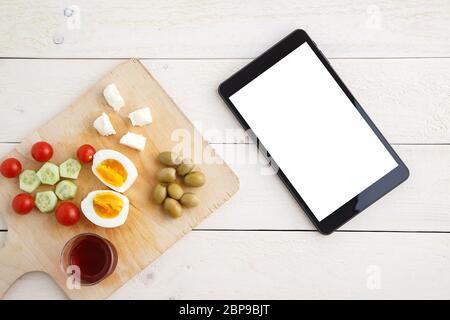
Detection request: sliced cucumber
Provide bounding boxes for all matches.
[36,162,60,185]
[35,191,58,213]
[19,170,41,193]
[59,158,81,179]
[55,180,77,200]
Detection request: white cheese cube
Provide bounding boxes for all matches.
[103,83,124,111]
[119,132,146,151]
[93,112,116,136]
[128,107,152,127]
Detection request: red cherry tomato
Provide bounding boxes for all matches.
[55,202,81,226]
[31,141,54,162]
[12,193,34,215]
[77,144,96,164]
[1,158,22,178]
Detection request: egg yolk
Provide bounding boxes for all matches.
[96,159,128,187]
[93,192,124,219]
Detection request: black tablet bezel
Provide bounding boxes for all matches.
[218,29,409,235]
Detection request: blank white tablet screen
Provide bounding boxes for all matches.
[229,43,398,221]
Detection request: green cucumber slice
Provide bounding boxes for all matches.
[36,162,60,185]
[59,158,81,179]
[55,180,77,200]
[35,191,58,213]
[19,170,41,193]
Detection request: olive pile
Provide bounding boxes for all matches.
[153,151,204,217]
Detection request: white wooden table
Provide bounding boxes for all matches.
[1,0,449,299]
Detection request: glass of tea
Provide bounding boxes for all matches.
[60,233,118,286]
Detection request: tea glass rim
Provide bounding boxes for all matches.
[60,232,117,286]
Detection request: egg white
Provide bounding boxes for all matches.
[81,190,130,228]
[92,149,138,193]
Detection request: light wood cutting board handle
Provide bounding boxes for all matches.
[0,232,30,298]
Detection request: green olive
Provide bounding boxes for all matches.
[180,193,200,208]
[176,158,195,176]
[159,151,181,167]
[167,183,183,200]
[152,183,167,204]
[184,171,205,187]
[163,198,182,218]
[156,167,176,183]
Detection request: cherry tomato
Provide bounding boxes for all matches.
[31,141,54,162]
[1,158,22,178]
[12,193,34,215]
[77,144,96,164]
[55,202,81,226]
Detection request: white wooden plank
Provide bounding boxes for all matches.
[1,143,449,232]
[0,144,14,155]
[204,144,450,232]
[1,0,450,58]
[3,231,450,299]
[0,58,449,144]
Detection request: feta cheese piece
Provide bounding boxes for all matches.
[128,107,152,127]
[93,112,116,136]
[119,132,146,151]
[103,83,124,111]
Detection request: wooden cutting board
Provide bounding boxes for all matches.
[0,59,239,299]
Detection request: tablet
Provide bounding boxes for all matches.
[218,29,409,235]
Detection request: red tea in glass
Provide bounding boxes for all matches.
[61,233,118,286]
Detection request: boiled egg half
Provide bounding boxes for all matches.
[81,190,129,228]
[92,149,138,193]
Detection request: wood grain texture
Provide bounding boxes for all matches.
[1,0,449,300]
[2,143,449,232]
[0,58,449,144]
[0,59,239,299]
[3,231,450,299]
[1,0,449,58]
